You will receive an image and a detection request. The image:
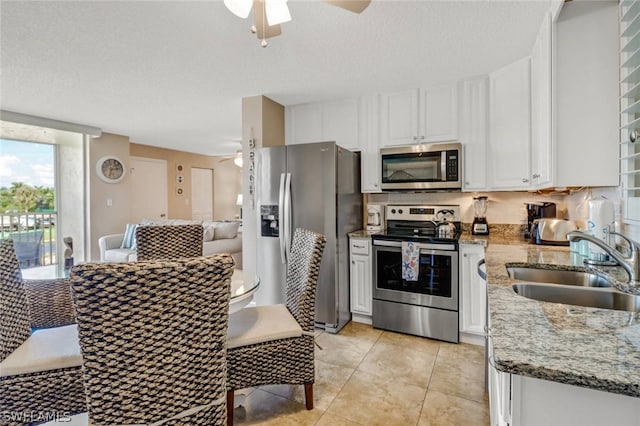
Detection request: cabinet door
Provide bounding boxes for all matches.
[350,239,372,315]
[379,89,419,147]
[461,78,489,191]
[360,95,381,192]
[287,103,323,145]
[323,98,360,151]
[488,56,532,189]
[531,11,553,188]
[460,244,486,335]
[420,84,458,142]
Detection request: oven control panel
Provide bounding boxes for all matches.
[385,205,461,222]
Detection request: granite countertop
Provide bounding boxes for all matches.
[483,236,640,399]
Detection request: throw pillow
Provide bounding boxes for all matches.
[121,223,138,249]
[213,221,240,240]
[203,226,215,242]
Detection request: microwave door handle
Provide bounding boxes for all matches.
[441,151,447,181]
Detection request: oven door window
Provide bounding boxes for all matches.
[381,152,442,183]
[376,248,452,297]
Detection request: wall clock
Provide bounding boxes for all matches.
[96,156,125,183]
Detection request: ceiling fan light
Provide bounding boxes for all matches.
[224,0,253,19]
[233,152,243,167]
[265,0,291,26]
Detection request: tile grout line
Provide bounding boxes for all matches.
[414,343,441,426]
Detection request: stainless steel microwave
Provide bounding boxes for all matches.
[380,142,462,190]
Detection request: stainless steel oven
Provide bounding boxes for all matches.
[371,205,460,343]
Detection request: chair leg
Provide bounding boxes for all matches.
[304,383,313,410]
[227,390,234,426]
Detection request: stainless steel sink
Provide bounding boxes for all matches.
[506,266,612,287]
[512,283,640,312]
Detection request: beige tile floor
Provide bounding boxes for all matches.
[232,322,489,426]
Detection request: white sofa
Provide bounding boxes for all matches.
[98,220,243,268]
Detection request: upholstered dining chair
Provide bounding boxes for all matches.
[226,228,326,425]
[135,224,204,261]
[68,253,235,425]
[0,239,86,423]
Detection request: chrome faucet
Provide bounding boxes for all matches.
[567,230,640,286]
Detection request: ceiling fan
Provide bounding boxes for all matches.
[224,0,372,47]
[220,150,244,167]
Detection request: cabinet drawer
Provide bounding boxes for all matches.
[350,239,370,255]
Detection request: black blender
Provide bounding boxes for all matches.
[472,196,489,235]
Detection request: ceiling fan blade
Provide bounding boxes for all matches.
[324,0,371,14]
[253,0,282,39]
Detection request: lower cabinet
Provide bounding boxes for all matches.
[459,243,486,342]
[349,237,372,324]
[488,360,640,426]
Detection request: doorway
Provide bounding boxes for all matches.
[129,157,168,221]
[191,167,213,221]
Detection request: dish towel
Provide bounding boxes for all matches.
[402,241,419,281]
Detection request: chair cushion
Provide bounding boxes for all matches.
[0,324,82,377]
[227,304,302,349]
[104,248,135,262]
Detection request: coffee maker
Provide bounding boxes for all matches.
[524,202,556,239]
[366,204,385,233]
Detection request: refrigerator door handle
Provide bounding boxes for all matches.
[284,172,292,262]
[278,173,286,264]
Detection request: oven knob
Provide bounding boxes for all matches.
[398,209,403,214]
[391,209,396,214]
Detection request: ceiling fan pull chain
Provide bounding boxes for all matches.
[261,0,268,47]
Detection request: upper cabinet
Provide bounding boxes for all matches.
[554,1,618,189]
[530,11,553,188]
[461,77,489,191]
[285,98,360,151]
[379,84,458,147]
[487,56,532,190]
[359,95,381,193]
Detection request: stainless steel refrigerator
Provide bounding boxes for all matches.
[255,141,362,333]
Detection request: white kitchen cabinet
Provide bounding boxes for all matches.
[488,56,532,190]
[359,95,381,192]
[379,84,458,147]
[285,98,360,151]
[488,361,640,426]
[459,244,486,340]
[530,11,553,189]
[379,89,420,147]
[554,1,618,189]
[460,77,489,191]
[420,85,458,142]
[286,103,323,145]
[349,236,372,323]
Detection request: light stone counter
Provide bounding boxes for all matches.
[484,238,640,398]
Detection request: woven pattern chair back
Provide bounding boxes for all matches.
[0,239,32,361]
[285,228,326,332]
[136,224,204,261]
[70,254,235,425]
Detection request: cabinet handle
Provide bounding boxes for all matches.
[352,260,355,264]
[413,136,418,141]
[522,178,529,183]
[631,129,637,143]
[465,181,470,185]
[353,244,365,249]
[463,253,467,257]
[420,136,425,140]
[532,173,540,179]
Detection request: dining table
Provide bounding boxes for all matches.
[21,264,260,313]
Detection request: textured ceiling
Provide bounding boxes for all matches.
[0,0,551,156]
